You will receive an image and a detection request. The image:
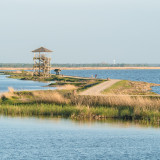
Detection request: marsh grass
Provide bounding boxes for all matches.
[57,84,77,90]
[69,94,160,121]
[70,94,160,109]
[0,103,121,120]
[1,89,160,123]
[32,91,69,105]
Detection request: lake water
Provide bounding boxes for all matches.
[1,116,160,160]
[0,75,55,93]
[59,69,160,94]
[59,69,160,83]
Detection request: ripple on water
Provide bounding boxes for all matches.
[0,116,160,159]
[59,69,160,94]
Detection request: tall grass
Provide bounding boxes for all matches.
[0,104,119,119]
[32,91,69,105]
[1,90,160,123]
[70,94,160,111]
[69,94,160,122]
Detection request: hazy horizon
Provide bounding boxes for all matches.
[0,0,160,64]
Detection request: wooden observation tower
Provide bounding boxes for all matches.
[32,47,53,77]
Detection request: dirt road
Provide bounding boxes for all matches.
[79,79,120,96]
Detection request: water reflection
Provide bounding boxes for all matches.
[2,115,160,129]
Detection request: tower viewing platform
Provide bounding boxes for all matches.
[32,47,53,77]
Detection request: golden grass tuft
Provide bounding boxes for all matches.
[32,91,69,104]
[1,87,15,99]
[58,84,77,90]
[8,87,14,93]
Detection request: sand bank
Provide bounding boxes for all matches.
[1,67,160,70]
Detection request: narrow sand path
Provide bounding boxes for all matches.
[79,79,120,96]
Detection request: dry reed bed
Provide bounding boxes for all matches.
[70,94,160,111]
[2,90,160,111]
[1,90,160,122]
[32,91,69,105]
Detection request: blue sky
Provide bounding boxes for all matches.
[0,0,160,64]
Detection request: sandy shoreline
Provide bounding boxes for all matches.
[1,67,160,70]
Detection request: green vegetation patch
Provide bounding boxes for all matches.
[0,104,120,119]
[102,80,159,95]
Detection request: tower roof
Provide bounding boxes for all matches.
[32,47,53,53]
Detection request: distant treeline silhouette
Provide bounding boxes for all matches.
[0,63,159,68]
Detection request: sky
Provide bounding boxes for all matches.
[0,0,160,64]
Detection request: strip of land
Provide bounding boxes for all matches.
[3,71,160,96]
[1,71,160,125]
[80,79,160,96]
[2,66,160,70]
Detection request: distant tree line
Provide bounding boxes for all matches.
[0,63,160,68]
[52,63,152,67]
[0,63,33,68]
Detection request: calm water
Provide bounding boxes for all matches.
[59,69,160,94]
[0,75,55,93]
[0,116,160,160]
[60,69,160,83]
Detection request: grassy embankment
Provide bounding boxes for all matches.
[1,71,160,125]
[5,71,105,91]
[102,80,160,95]
[1,87,160,125]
